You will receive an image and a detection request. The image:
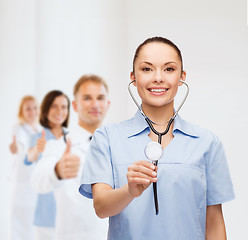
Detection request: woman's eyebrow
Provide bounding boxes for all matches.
[140,61,153,66]
[164,61,177,66]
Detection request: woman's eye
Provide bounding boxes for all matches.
[165,67,174,72]
[142,67,151,72]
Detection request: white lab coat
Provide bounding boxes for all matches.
[31,125,108,240]
[9,123,41,240]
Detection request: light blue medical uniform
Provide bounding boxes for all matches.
[24,128,58,227]
[79,111,235,240]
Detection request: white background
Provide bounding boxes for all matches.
[0,0,247,238]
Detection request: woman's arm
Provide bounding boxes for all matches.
[92,160,158,218]
[205,204,227,240]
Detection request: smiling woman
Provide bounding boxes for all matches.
[131,39,185,115]
[24,90,70,240]
[79,36,235,240]
[8,95,40,240]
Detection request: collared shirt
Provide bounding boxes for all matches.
[31,124,108,240]
[79,111,235,240]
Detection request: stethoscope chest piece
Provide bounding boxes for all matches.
[145,142,163,162]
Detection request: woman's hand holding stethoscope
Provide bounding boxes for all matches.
[126,160,158,198]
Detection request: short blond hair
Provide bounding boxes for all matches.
[18,95,38,123]
[73,74,108,97]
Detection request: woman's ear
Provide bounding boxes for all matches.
[179,70,186,86]
[130,72,137,87]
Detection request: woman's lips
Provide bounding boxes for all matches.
[148,87,168,95]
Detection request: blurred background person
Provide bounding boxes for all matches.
[24,90,70,240]
[8,95,40,240]
[31,75,110,240]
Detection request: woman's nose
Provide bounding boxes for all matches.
[153,70,164,83]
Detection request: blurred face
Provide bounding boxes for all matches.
[73,81,110,127]
[22,100,39,124]
[131,42,186,109]
[47,95,69,128]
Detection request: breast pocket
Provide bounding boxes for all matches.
[158,161,207,214]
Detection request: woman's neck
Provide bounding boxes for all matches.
[25,121,39,133]
[50,125,63,139]
[142,101,175,148]
[142,101,174,126]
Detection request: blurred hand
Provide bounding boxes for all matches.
[55,138,80,179]
[9,135,18,154]
[35,129,46,154]
[126,160,158,198]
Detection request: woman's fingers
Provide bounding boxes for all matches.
[128,161,157,176]
[126,160,158,197]
[127,169,157,183]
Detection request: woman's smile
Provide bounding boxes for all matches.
[148,87,169,96]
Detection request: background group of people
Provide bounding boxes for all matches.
[8,74,110,240]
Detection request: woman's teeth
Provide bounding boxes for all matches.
[150,89,167,92]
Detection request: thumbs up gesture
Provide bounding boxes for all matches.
[55,139,80,179]
[9,135,18,154]
[35,129,47,154]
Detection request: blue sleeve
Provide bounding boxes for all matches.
[24,156,33,165]
[24,133,40,166]
[206,137,235,205]
[79,127,114,199]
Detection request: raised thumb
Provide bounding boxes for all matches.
[13,135,16,143]
[64,138,71,154]
[41,129,46,139]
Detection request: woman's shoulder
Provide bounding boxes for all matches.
[12,123,22,132]
[179,117,221,144]
[12,123,31,136]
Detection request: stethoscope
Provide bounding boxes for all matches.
[128,79,189,215]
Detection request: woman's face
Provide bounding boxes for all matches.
[131,42,185,109]
[47,95,69,128]
[22,100,39,124]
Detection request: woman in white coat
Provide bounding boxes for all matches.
[9,95,40,240]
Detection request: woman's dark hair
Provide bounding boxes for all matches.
[132,36,183,73]
[40,90,70,129]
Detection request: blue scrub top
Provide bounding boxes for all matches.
[24,128,57,227]
[79,111,235,240]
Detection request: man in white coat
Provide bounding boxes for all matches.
[31,74,110,240]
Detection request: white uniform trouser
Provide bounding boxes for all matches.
[34,226,55,240]
[8,205,35,240]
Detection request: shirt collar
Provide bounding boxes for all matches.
[43,127,68,138]
[70,124,92,141]
[128,110,199,138]
[173,115,199,137]
[43,127,54,138]
[127,111,152,137]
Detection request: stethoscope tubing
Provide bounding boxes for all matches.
[128,79,190,215]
